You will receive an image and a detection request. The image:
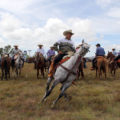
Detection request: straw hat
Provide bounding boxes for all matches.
[63,30,74,36]
[14,45,18,47]
[38,44,43,47]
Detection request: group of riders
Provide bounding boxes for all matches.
[1,29,120,78]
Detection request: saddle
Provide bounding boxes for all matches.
[48,57,70,77]
[117,59,120,63]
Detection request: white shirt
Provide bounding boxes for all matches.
[112,51,117,56]
[12,48,21,56]
[36,48,45,55]
[57,38,75,47]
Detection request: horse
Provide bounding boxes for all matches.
[1,54,11,80]
[76,59,84,79]
[41,42,90,106]
[95,56,108,79]
[11,52,24,77]
[107,52,117,75]
[35,53,45,79]
[44,55,55,72]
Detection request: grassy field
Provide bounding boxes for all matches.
[0,63,120,120]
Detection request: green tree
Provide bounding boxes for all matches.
[0,48,3,55]
[4,45,11,53]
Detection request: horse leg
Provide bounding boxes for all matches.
[45,77,53,94]
[81,69,84,78]
[8,69,10,79]
[1,69,4,80]
[37,69,39,79]
[96,68,97,78]
[41,67,44,78]
[41,80,59,102]
[52,82,71,106]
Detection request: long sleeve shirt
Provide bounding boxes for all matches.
[47,49,55,57]
[96,47,105,56]
[53,38,75,54]
[112,51,117,56]
[36,48,45,56]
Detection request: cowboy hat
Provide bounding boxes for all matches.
[38,44,43,46]
[50,46,55,48]
[14,45,18,47]
[96,43,100,46]
[63,30,74,36]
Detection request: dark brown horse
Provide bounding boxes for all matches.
[77,59,84,79]
[107,52,117,75]
[1,55,11,80]
[36,53,45,79]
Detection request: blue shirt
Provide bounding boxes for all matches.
[47,49,55,57]
[96,47,105,56]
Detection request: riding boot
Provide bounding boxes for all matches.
[48,62,56,78]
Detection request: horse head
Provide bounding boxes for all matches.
[107,52,114,59]
[76,42,90,57]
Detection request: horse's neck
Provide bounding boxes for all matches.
[63,53,80,70]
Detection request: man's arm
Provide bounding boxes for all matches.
[96,48,98,56]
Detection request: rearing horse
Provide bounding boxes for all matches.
[42,42,90,106]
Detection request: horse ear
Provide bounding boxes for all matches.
[82,39,84,44]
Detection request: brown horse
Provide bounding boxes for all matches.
[1,54,11,80]
[77,59,84,79]
[35,53,45,79]
[96,56,107,79]
[107,52,118,75]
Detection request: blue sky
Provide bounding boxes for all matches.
[0,0,120,56]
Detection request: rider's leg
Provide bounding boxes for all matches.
[48,53,66,78]
[91,58,96,70]
[114,55,120,61]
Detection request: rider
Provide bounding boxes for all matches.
[47,46,55,62]
[34,44,45,69]
[114,50,120,61]
[91,43,105,70]
[36,44,45,56]
[48,29,76,80]
[11,45,22,59]
[11,45,24,65]
[112,48,117,56]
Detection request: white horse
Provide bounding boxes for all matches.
[12,52,24,77]
[42,42,90,105]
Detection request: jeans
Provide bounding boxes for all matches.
[54,53,66,65]
[115,55,120,61]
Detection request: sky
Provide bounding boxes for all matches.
[0,0,120,56]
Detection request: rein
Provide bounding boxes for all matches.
[59,55,82,82]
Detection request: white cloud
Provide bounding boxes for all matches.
[0,0,35,13]
[107,7,120,18]
[0,12,96,51]
[96,0,120,8]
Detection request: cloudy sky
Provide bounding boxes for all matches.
[0,0,120,56]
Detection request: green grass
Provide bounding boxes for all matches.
[0,63,120,120]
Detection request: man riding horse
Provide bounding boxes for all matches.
[91,43,105,70]
[11,45,23,64]
[48,29,76,82]
[34,44,45,69]
[47,46,55,62]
